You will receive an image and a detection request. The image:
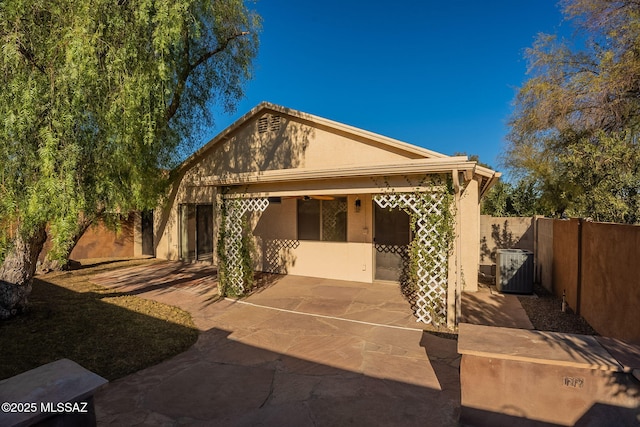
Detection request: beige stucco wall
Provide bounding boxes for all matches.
[154,181,217,261]
[277,241,373,282]
[459,179,479,292]
[253,198,298,241]
[133,212,142,257]
[251,194,374,283]
[184,112,423,182]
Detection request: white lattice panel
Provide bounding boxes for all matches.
[223,197,269,295]
[374,193,448,325]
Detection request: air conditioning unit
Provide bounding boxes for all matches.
[496,249,534,294]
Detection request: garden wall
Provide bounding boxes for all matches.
[552,218,580,310]
[536,218,553,292]
[580,221,640,343]
[534,218,640,344]
[39,214,135,262]
[479,215,534,277]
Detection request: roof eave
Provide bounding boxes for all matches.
[193,157,482,186]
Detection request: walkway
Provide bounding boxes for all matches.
[460,284,534,330]
[93,265,462,426]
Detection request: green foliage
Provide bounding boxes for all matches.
[216,199,255,297]
[481,181,510,217]
[238,216,256,293]
[381,175,456,325]
[481,179,542,217]
[0,0,260,260]
[406,187,455,325]
[505,0,640,223]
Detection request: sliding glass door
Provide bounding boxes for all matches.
[179,204,213,261]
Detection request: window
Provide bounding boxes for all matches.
[297,197,347,241]
[297,199,320,240]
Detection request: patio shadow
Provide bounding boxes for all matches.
[96,325,462,426]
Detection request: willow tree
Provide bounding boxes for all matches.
[505,0,640,222]
[0,0,260,318]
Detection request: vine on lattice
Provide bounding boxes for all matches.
[373,175,455,325]
[217,197,269,297]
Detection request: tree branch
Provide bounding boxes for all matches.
[17,43,45,74]
[164,31,250,122]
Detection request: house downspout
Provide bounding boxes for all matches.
[452,169,462,327]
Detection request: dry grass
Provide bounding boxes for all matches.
[0,259,198,381]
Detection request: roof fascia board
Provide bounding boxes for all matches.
[194,158,481,186]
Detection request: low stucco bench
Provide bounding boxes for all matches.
[457,323,640,426]
[0,359,108,427]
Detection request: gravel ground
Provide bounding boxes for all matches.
[518,284,597,335]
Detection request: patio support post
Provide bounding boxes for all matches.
[451,169,462,328]
[213,190,222,266]
[373,192,449,325]
[220,196,269,295]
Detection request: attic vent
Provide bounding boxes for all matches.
[269,115,281,131]
[258,114,281,133]
[258,116,269,133]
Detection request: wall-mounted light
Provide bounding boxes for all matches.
[355,198,361,213]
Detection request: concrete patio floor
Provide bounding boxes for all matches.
[91,262,534,425]
[460,284,534,330]
[92,263,462,426]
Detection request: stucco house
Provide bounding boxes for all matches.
[147,102,500,326]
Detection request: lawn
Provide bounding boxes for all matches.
[0,259,199,381]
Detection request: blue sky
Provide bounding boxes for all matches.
[206,1,570,177]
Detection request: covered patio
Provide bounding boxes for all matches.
[154,102,500,328]
[92,260,443,331]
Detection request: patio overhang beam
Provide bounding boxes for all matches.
[222,186,446,198]
[193,157,486,187]
[475,165,502,198]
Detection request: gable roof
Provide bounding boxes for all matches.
[180,101,447,171]
[179,102,501,197]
